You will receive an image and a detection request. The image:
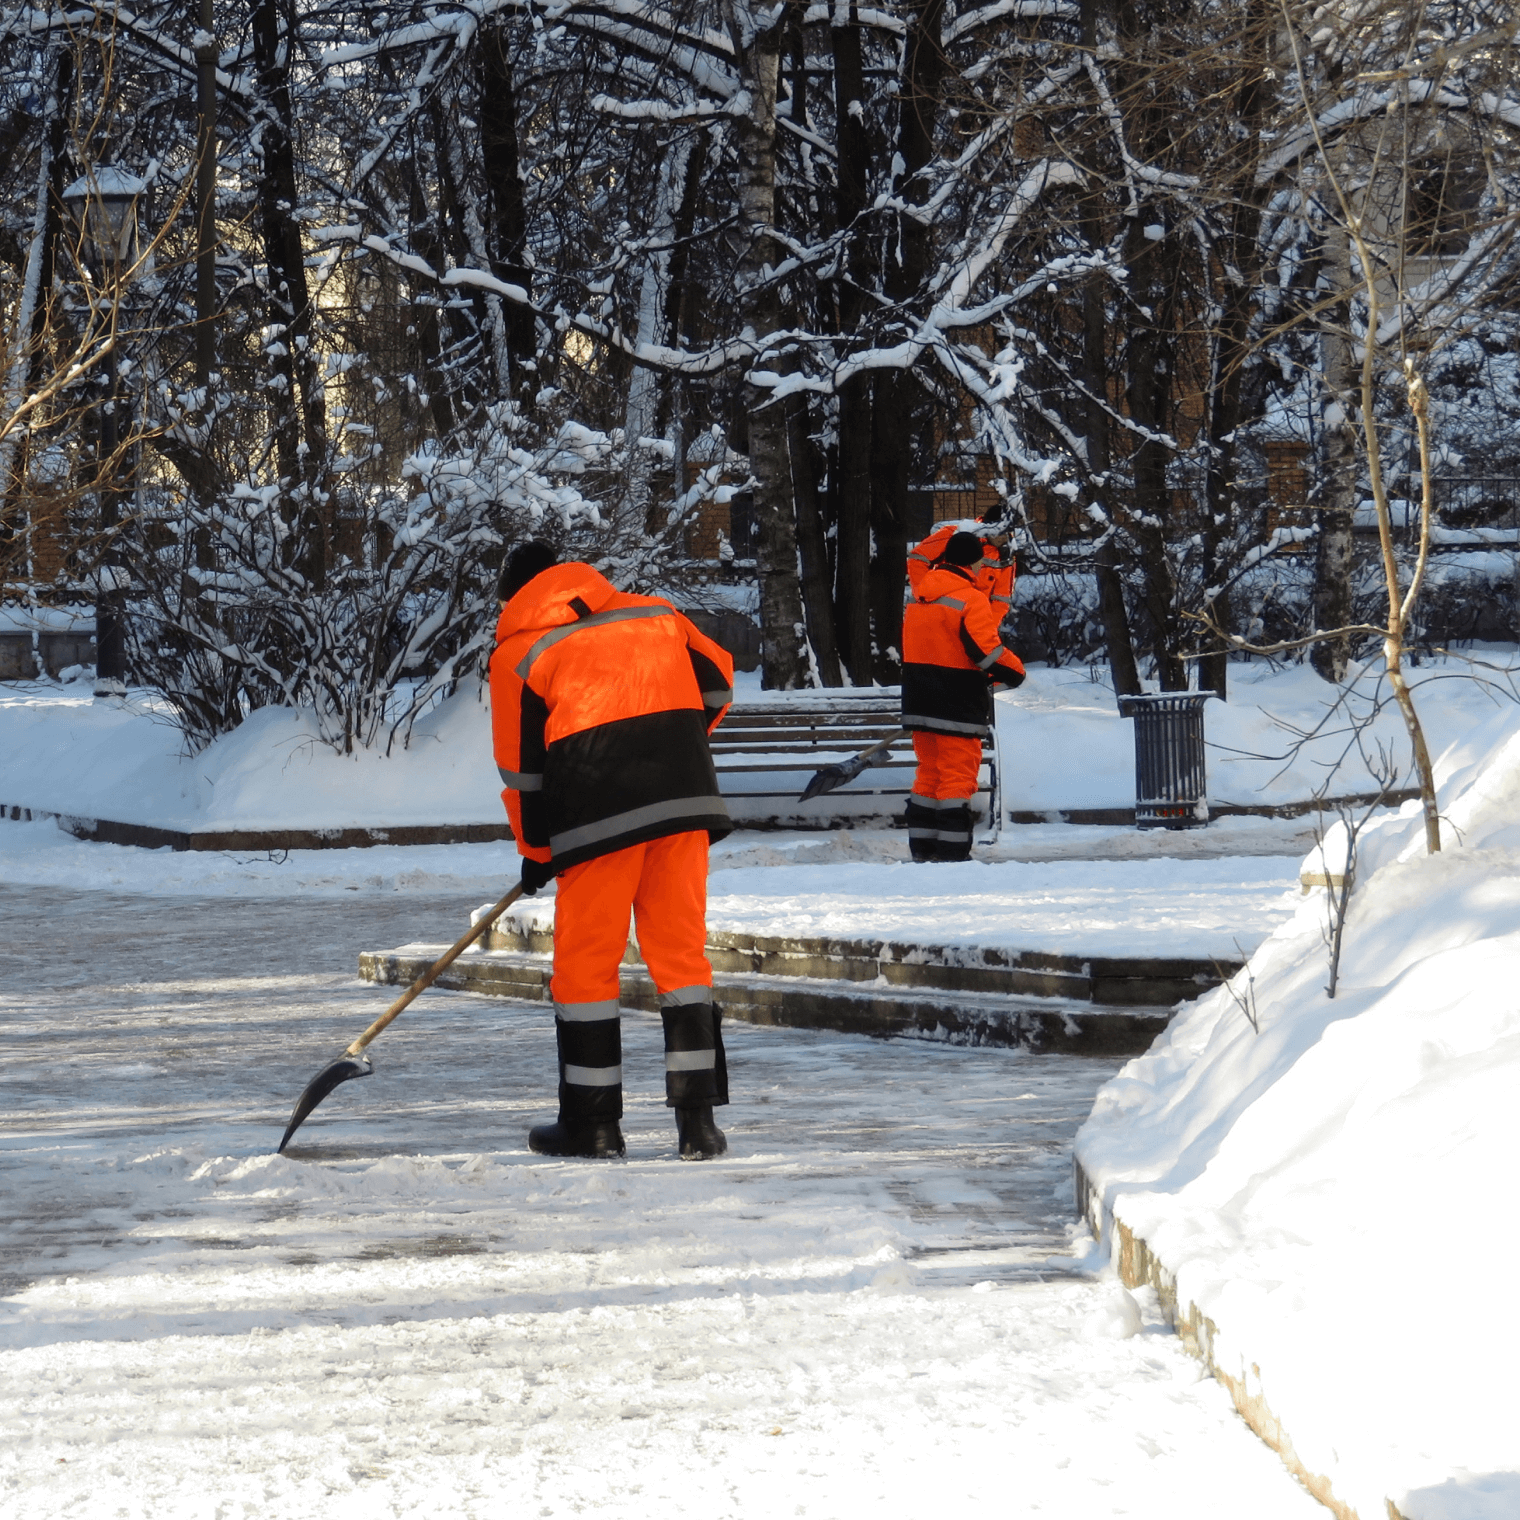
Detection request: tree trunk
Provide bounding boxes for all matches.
[250,0,330,586]
[1199,2,1273,700]
[788,394,843,685]
[831,14,873,682]
[1116,1,1185,690]
[0,54,62,559]
[722,0,808,688]
[1078,0,1140,695]
[406,151,456,439]
[624,141,691,533]
[835,378,873,681]
[1312,224,1358,684]
[195,0,218,397]
[431,103,489,422]
[478,27,537,409]
[1085,280,1140,695]
[870,0,945,681]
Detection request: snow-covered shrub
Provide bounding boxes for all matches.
[121,406,615,753]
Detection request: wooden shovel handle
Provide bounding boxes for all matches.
[344,882,527,1056]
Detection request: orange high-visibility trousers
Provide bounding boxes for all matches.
[551,829,712,1007]
[548,829,723,1118]
[910,731,982,801]
[907,731,981,862]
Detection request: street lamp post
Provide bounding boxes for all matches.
[62,167,145,700]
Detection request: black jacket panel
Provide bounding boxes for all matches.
[901,663,995,736]
[543,707,732,871]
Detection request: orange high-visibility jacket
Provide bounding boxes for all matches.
[489,563,734,873]
[906,523,1016,613]
[901,563,1025,736]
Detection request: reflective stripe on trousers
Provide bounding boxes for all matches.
[660,996,728,1109]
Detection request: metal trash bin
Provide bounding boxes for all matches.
[1116,692,1218,828]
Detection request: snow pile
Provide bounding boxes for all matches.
[0,682,503,831]
[1075,703,1520,1520]
[2,653,1515,835]
[997,654,1520,814]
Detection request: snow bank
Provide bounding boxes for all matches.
[998,654,1520,813]
[0,682,504,831]
[1075,697,1520,1519]
[3,653,1514,835]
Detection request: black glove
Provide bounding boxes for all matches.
[519,857,555,896]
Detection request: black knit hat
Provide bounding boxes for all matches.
[942,531,985,566]
[496,541,558,602]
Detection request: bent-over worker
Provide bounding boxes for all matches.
[901,530,1025,862]
[489,542,735,1159]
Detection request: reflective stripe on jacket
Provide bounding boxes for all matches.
[906,523,1016,609]
[901,563,1025,736]
[489,562,734,872]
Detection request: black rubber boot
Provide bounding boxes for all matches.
[673,1106,727,1160]
[527,1118,626,1158]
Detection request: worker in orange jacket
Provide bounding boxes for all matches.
[907,518,1016,617]
[901,531,1025,861]
[489,542,735,1159]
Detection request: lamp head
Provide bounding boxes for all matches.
[62,167,146,268]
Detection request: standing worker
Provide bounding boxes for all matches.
[901,531,1026,862]
[489,542,736,1160]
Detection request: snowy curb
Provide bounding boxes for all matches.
[2,789,1421,850]
[361,944,1177,1054]
[0,802,515,852]
[1076,1161,1392,1520]
[484,914,1238,1007]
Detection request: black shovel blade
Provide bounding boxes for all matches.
[277,1053,373,1153]
[798,754,868,803]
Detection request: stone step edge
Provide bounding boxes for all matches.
[361,947,1173,1056]
[1075,1159,1387,1520]
[2,785,1418,852]
[483,925,1226,1009]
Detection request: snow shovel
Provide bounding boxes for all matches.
[276,881,527,1152]
[798,728,908,802]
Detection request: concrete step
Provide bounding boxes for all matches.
[480,920,1233,1008]
[359,945,1176,1056]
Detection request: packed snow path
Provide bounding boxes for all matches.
[0,885,1322,1519]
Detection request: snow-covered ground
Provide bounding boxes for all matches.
[3,651,1515,834]
[508,855,1303,961]
[0,887,1325,1520]
[1076,702,1520,1520]
[4,650,1519,1519]
[0,813,1302,961]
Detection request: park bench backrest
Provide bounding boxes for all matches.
[711,693,997,830]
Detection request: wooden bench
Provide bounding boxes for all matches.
[711,691,1001,834]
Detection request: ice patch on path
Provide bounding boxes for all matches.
[0,873,1328,1517]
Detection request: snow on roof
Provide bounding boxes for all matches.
[0,603,94,634]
